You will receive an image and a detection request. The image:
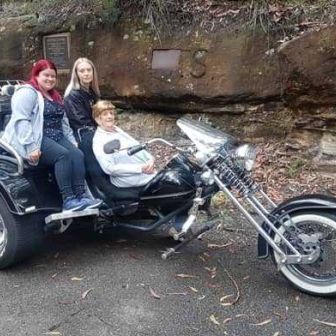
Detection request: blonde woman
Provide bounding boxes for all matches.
[64,57,100,141]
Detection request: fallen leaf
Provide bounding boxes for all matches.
[51,273,58,278]
[314,319,336,327]
[220,294,234,302]
[223,317,232,324]
[189,286,198,293]
[309,331,319,335]
[198,295,206,300]
[207,243,232,248]
[82,288,93,299]
[295,295,300,302]
[274,312,286,319]
[243,276,250,280]
[273,332,280,336]
[210,314,220,325]
[204,267,216,272]
[71,277,83,281]
[166,292,187,296]
[149,287,161,299]
[251,319,272,326]
[45,332,61,335]
[176,274,198,279]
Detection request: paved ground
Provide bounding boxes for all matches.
[0,213,335,336]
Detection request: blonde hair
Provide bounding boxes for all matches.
[64,57,100,97]
[92,100,116,120]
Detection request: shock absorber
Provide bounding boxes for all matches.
[213,156,258,197]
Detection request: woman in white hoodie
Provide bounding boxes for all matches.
[92,100,156,188]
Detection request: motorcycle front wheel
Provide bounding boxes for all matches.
[272,211,336,296]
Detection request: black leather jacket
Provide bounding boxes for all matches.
[64,88,98,136]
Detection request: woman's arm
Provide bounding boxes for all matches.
[11,87,39,153]
[93,135,144,176]
[62,114,77,146]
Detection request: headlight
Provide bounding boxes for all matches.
[232,144,257,171]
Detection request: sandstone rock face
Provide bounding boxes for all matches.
[0,14,336,175]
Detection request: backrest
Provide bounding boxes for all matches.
[0,80,23,131]
[79,131,140,204]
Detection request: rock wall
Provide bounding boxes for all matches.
[0,13,336,175]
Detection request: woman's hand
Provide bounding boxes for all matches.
[142,160,155,174]
[29,149,41,163]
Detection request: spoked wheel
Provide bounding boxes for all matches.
[272,211,336,296]
[0,198,44,269]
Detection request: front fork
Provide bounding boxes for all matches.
[213,176,320,265]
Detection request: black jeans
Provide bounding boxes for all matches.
[38,136,85,200]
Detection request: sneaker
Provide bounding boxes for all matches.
[63,197,87,212]
[79,196,103,210]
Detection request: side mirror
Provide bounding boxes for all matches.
[103,139,121,154]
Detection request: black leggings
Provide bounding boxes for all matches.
[38,136,85,200]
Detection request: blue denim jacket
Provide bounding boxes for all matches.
[1,85,76,164]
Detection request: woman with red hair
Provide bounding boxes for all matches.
[2,59,101,212]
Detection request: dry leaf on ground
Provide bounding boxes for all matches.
[176,273,198,278]
[220,294,234,302]
[166,292,187,296]
[149,287,161,299]
[71,277,83,281]
[207,243,232,248]
[314,319,336,327]
[250,319,272,326]
[210,314,220,325]
[82,288,93,299]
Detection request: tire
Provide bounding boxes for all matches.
[0,197,44,269]
[272,211,336,296]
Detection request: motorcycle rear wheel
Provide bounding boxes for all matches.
[272,211,336,296]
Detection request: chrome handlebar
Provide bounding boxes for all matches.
[0,139,24,175]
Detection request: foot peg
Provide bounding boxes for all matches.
[161,222,217,260]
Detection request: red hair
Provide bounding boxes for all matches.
[27,59,63,103]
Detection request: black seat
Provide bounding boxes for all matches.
[78,131,141,205]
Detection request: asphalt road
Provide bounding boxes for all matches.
[0,215,335,336]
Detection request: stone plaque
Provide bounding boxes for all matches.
[43,33,70,72]
[152,50,181,70]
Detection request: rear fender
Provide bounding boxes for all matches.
[257,194,336,259]
[0,183,22,214]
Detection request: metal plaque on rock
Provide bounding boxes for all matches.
[43,33,70,72]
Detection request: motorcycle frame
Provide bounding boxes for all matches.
[200,153,321,266]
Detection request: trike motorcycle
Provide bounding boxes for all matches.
[0,82,336,297]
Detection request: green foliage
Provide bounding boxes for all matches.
[285,157,310,178]
[101,0,120,24]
